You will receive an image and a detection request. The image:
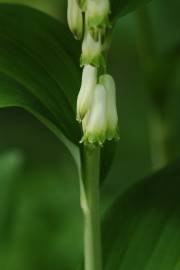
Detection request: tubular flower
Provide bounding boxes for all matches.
[81,84,107,145]
[100,74,119,140]
[67,0,83,40]
[87,0,110,30]
[80,30,105,67]
[76,65,97,122]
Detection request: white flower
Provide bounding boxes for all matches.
[81,84,107,145]
[76,65,97,122]
[87,0,110,29]
[100,74,119,140]
[80,30,104,67]
[67,0,83,40]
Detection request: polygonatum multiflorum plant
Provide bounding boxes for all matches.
[0,1,180,270]
[67,1,119,268]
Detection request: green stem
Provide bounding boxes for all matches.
[81,146,102,270]
[148,108,168,170]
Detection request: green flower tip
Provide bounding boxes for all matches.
[80,53,105,68]
[80,29,105,68]
[80,132,106,147]
[76,0,87,10]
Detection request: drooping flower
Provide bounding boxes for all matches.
[67,0,83,40]
[80,30,105,67]
[87,0,111,30]
[100,74,119,140]
[81,84,107,145]
[76,65,97,122]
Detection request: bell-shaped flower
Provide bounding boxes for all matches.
[87,0,110,30]
[100,74,119,140]
[80,30,105,67]
[81,84,107,145]
[76,65,97,122]
[67,0,83,40]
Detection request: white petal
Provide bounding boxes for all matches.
[67,0,83,40]
[100,74,119,139]
[83,84,107,144]
[82,30,101,55]
[76,65,97,121]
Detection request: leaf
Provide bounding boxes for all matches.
[0,0,68,23]
[103,159,180,270]
[110,0,151,21]
[3,162,82,270]
[0,4,81,149]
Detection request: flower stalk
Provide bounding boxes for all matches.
[67,1,119,269]
[82,147,102,270]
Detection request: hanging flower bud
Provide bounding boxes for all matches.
[100,74,119,140]
[87,0,111,30]
[80,30,105,67]
[77,65,97,122]
[81,84,107,145]
[76,0,87,11]
[67,0,83,40]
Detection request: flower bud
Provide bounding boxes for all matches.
[80,30,105,67]
[87,0,111,30]
[67,0,83,40]
[81,84,107,145]
[76,0,87,11]
[100,74,119,140]
[77,65,97,122]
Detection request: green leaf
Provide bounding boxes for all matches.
[3,162,82,270]
[110,0,151,21]
[103,160,180,270]
[0,4,81,148]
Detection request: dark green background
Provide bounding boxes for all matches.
[0,0,179,269]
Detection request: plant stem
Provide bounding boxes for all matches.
[81,146,102,270]
[148,108,168,170]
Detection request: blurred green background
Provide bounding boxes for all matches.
[0,0,179,269]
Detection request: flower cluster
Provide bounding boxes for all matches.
[67,0,119,146]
